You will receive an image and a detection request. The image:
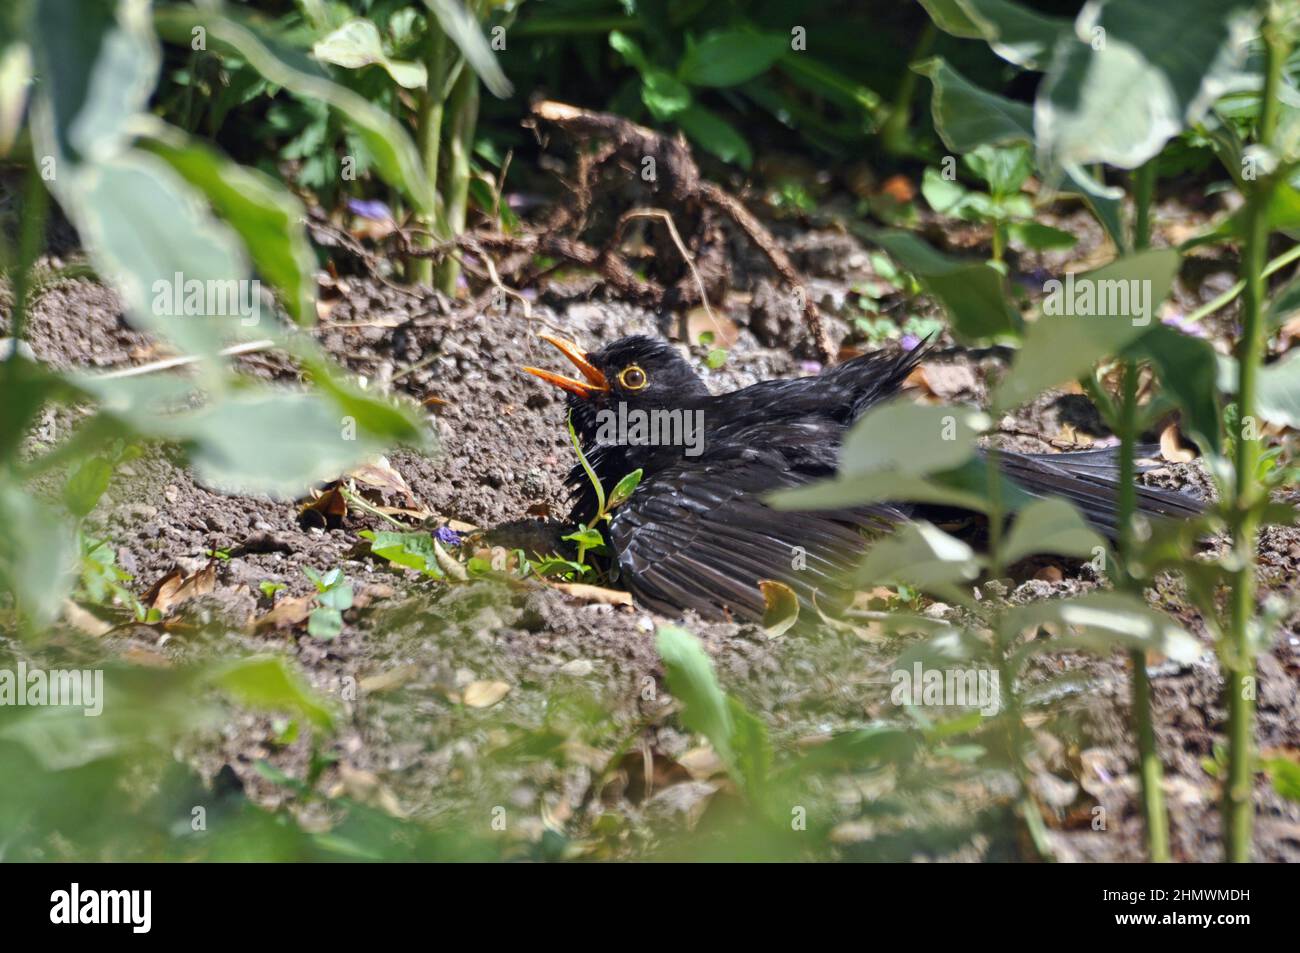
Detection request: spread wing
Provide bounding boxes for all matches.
[608,445,900,622]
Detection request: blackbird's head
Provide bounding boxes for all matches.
[523,334,708,440]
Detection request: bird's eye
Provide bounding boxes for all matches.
[618,364,648,390]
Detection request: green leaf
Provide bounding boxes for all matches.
[1258,350,1300,429]
[1002,497,1105,565]
[863,229,1021,341]
[678,31,787,87]
[854,521,983,604]
[313,18,427,89]
[0,41,31,156]
[63,457,114,519]
[993,248,1181,410]
[913,56,1032,152]
[1263,757,1300,802]
[965,142,1033,197]
[208,655,335,730]
[1004,591,1202,664]
[307,607,343,640]
[1126,325,1222,455]
[608,468,643,509]
[920,166,970,215]
[360,530,444,577]
[918,0,1070,70]
[139,123,317,324]
[41,149,252,365]
[641,70,691,120]
[1006,220,1078,250]
[770,456,1032,516]
[656,624,772,795]
[656,625,737,769]
[31,0,159,163]
[841,401,989,477]
[420,0,511,98]
[609,31,650,74]
[0,486,76,628]
[676,104,751,167]
[1035,0,1259,174]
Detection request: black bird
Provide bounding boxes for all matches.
[524,334,1202,622]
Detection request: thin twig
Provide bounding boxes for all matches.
[90,339,277,380]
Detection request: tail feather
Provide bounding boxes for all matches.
[997,444,1206,537]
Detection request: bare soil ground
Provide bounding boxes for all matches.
[6,197,1300,861]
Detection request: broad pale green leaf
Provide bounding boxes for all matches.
[360,531,444,577]
[1034,0,1258,174]
[993,248,1181,410]
[841,401,989,477]
[770,456,1033,516]
[676,104,751,168]
[1258,350,1300,429]
[913,57,1033,153]
[678,31,787,87]
[919,0,1070,70]
[0,41,31,156]
[313,18,427,89]
[1002,497,1105,565]
[854,521,983,604]
[140,124,317,325]
[45,149,252,366]
[641,70,691,120]
[1003,591,1202,664]
[0,486,76,629]
[1007,220,1078,251]
[865,229,1021,340]
[421,0,512,99]
[208,655,335,730]
[31,0,158,163]
[1125,325,1223,455]
[608,468,643,509]
[656,626,737,771]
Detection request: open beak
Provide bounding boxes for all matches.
[522,334,609,398]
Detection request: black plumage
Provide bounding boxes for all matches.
[524,334,1203,622]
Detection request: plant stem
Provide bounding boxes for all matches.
[881,23,936,156]
[6,163,49,360]
[1133,161,1156,250]
[1223,13,1286,863]
[408,17,448,285]
[1115,359,1171,862]
[436,48,480,295]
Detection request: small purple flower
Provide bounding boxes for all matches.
[900,333,921,351]
[347,198,393,222]
[799,360,823,375]
[435,526,462,547]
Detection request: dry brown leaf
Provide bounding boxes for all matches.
[350,456,419,507]
[550,582,633,606]
[917,362,979,400]
[685,307,739,347]
[62,600,111,637]
[142,561,218,616]
[678,746,726,781]
[300,485,348,527]
[463,680,511,708]
[254,593,316,630]
[1159,423,1197,463]
[359,663,421,694]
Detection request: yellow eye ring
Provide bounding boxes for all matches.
[618,364,648,390]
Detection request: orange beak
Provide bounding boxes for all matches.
[522,334,609,398]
